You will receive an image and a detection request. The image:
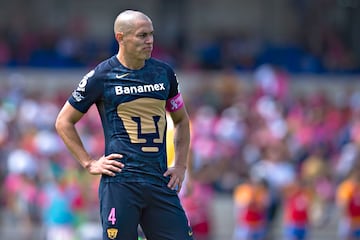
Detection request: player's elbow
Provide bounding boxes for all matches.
[55,111,71,135]
[55,114,65,134]
[55,102,83,133]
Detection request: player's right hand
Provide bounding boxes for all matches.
[86,153,124,176]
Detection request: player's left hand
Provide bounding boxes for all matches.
[163,165,186,193]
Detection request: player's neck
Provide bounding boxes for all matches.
[116,54,145,70]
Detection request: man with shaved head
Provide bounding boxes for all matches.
[55,10,193,240]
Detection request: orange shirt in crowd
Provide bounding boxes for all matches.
[233,181,269,228]
[337,179,360,228]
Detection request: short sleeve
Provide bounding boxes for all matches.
[68,69,103,113]
[167,67,180,99]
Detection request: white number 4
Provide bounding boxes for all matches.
[108,208,116,225]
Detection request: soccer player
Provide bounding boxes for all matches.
[55,10,193,240]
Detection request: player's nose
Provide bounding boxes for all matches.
[145,35,154,44]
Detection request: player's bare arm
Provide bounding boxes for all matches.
[163,107,190,192]
[55,101,124,176]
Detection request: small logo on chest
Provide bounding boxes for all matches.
[115,73,130,79]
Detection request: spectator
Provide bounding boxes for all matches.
[232,175,270,240]
[281,177,315,240]
[336,161,360,240]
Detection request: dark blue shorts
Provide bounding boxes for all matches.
[99,181,194,240]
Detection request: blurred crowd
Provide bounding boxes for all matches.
[0,24,358,74]
[1,1,360,240]
[181,65,360,240]
[1,64,360,239]
[0,0,359,74]
[0,82,103,239]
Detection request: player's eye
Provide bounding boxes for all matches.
[138,32,154,39]
[138,33,147,38]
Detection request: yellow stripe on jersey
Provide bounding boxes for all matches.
[166,113,175,167]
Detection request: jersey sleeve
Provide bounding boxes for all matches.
[68,69,103,113]
[165,67,184,112]
[167,67,179,99]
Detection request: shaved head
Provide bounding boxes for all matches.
[113,10,154,69]
[114,10,152,35]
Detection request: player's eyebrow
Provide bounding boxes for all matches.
[137,31,154,37]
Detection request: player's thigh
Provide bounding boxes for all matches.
[99,181,143,240]
[140,184,193,240]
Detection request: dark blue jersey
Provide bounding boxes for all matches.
[68,56,180,186]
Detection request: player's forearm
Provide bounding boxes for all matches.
[55,119,92,169]
[173,118,190,169]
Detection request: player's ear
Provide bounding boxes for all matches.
[115,32,124,42]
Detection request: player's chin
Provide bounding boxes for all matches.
[142,48,152,57]
[143,53,152,60]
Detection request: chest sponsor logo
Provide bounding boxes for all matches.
[115,83,165,95]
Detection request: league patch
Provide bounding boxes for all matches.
[72,90,85,102]
[107,228,118,239]
[77,69,94,92]
[166,93,184,112]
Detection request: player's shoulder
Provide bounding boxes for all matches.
[81,56,119,79]
[147,58,175,72]
[88,55,119,78]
